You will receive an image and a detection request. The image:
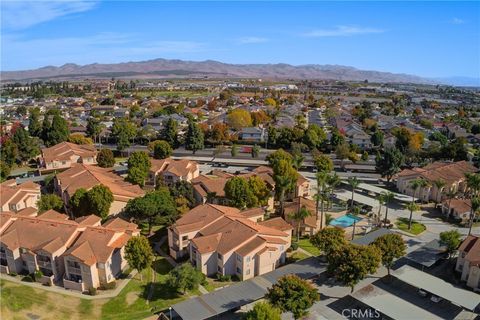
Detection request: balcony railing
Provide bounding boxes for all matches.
[37,260,52,269]
[67,266,82,275]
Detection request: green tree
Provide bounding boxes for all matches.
[96,149,115,168]
[251,144,260,158]
[314,172,340,230]
[245,302,282,320]
[313,154,333,173]
[468,197,480,236]
[151,140,173,159]
[161,118,178,148]
[273,160,298,215]
[330,244,381,292]
[381,191,395,225]
[304,124,326,150]
[335,143,350,169]
[28,107,42,137]
[291,206,312,242]
[112,118,137,151]
[123,188,177,234]
[330,128,344,147]
[124,236,154,281]
[41,115,51,143]
[167,263,205,294]
[86,117,103,144]
[405,202,420,230]
[127,151,151,186]
[46,114,70,146]
[68,133,93,145]
[347,177,360,209]
[69,188,90,217]
[12,126,40,162]
[372,234,406,275]
[266,275,319,319]
[0,139,18,167]
[231,144,238,157]
[375,147,404,182]
[439,230,462,258]
[370,130,384,147]
[248,176,271,207]
[88,185,114,220]
[266,149,293,169]
[224,176,256,209]
[0,162,11,182]
[361,151,369,161]
[227,108,252,130]
[185,120,204,154]
[311,227,347,256]
[37,194,64,213]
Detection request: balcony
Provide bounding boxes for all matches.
[37,260,52,269]
[67,266,82,275]
[63,278,85,292]
[0,265,9,274]
[38,274,54,286]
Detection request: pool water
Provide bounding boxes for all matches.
[329,214,362,228]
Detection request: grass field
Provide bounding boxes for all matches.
[396,217,426,235]
[0,256,196,320]
[297,238,321,256]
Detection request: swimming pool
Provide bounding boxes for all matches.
[329,214,362,228]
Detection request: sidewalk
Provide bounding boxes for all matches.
[0,269,137,300]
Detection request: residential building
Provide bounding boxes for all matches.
[39,142,97,172]
[456,235,480,292]
[148,158,199,187]
[0,180,41,213]
[191,173,232,205]
[239,127,266,142]
[442,198,471,223]
[396,161,478,203]
[168,204,292,280]
[0,211,138,291]
[55,164,145,216]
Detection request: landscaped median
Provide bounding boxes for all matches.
[395,217,426,235]
[0,256,196,320]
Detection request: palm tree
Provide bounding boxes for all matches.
[376,193,386,224]
[291,206,312,242]
[315,172,328,230]
[383,192,395,225]
[292,153,305,171]
[433,179,446,206]
[275,176,292,216]
[347,177,360,209]
[465,173,480,197]
[410,178,430,203]
[405,202,420,230]
[351,206,361,240]
[468,197,480,235]
[445,187,457,218]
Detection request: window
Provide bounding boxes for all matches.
[217,266,222,273]
[462,252,466,258]
[218,253,223,261]
[237,255,242,262]
[236,267,241,273]
[182,235,188,241]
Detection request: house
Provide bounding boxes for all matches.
[168,204,292,280]
[395,161,478,203]
[455,235,480,292]
[191,173,233,205]
[55,164,145,216]
[350,132,372,149]
[0,211,138,291]
[283,197,325,237]
[0,180,41,213]
[148,158,199,187]
[239,127,266,143]
[39,142,97,172]
[442,198,471,223]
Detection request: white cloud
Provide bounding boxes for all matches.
[1,33,206,70]
[302,26,384,37]
[236,36,268,44]
[450,17,465,25]
[1,0,97,30]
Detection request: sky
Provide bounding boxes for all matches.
[1,1,479,80]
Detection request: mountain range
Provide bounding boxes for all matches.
[2,58,478,86]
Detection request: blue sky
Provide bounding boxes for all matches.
[2,1,479,79]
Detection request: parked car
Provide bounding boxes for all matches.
[418,289,428,297]
[431,295,443,303]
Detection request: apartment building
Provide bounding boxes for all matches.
[0,211,138,291]
[284,196,325,237]
[55,163,145,216]
[0,180,41,213]
[148,158,199,187]
[396,161,477,203]
[442,198,472,223]
[39,142,97,172]
[455,235,480,292]
[168,204,292,280]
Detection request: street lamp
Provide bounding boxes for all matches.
[169,306,172,320]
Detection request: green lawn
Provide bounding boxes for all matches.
[203,277,237,292]
[297,238,320,256]
[286,251,310,264]
[396,218,426,235]
[0,279,47,312]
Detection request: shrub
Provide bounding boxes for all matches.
[33,270,43,281]
[290,242,299,251]
[88,287,97,296]
[22,275,34,282]
[8,272,17,277]
[100,281,117,290]
[217,274,231,282]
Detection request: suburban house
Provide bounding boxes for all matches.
[455,235,480,292]
[55,164,145,216]
[0,211,138,291]
[148,158,199,187]
[395,161,478,203]
[39,142,97,172]
[283,196,325,237]
[168,204,292,280]
[442,198,472,223]
[239,127,266,142]
[0,180,41,213]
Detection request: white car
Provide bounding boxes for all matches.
[418,289,428,297]
[431,295,443,303]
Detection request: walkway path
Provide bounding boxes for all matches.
[0,269,137,300]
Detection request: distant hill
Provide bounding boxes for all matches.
[1,58,437,84]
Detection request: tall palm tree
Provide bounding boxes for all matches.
[315,172,340,229]
[445,187,457,218]
[376,193,386,224]
[465,173,480,197]
[383,192,395,225]
[292,153,305,171]
[409,178,423,204]
[433,179,446,206]
[405,202,420,230]
[468,197,480,235]
[275,176,292,216]
[291,206,312,242]
[347,177,360,209]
